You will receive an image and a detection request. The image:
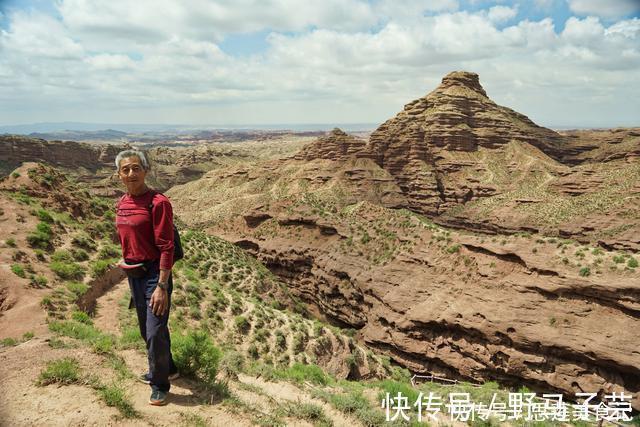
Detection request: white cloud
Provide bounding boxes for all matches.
[0,10,83,59]
[0,2,638,127]
[567,0,640,19]
[487,5,518,23]
[86,54,136,70]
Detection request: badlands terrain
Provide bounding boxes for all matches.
[0,71,639,425]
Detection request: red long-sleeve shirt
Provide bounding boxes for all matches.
[116,189,175,270]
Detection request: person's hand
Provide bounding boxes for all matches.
[150,287,168,316]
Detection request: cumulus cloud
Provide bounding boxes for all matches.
[0,1,638,127]
[487,5,518,23]
[567,0,640,19]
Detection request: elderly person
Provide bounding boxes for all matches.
[115,149,178,406]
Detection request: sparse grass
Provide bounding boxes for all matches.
[37,357,81,386]
[90,379,140,419]
[279,401,333,426]
[11,264,26,278]
[51,261,86,280]
[579,267,591,277]
[30,275,48,288]
[90,258,117,278]
[5,237,16,247]
[66,281,89,297]
[1,337,19,347]
[446,244,461,254]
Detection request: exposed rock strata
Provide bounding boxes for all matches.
[218,203,640,410]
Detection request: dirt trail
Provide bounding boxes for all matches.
[93,277,129,335]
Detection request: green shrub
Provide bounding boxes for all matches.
[5,238,16,247]
[628,258,638,269]
[172,330,222,388]
[72,233,96,251]
[248,343,259,359]
[36,209,54,223]
[579,267,591,277]
[34,249,46,261]
[285,363,331,385]
[98,244,120,259]
[51,250,74,262]
[51,261,85,280]
[11,264,26,278]
[71,311,93,325]
[90,259,115,278]
[447,244,461,254]
[69,248,88,262]
[37,222,52,235]
[1,337,18,347]
[66,281,89,297]
[27,231,51,250]
[234,315,250,332]
[37,357,81,386]
[30,275,48,288]
[22,331,34,340]
[11,171,20,178]
[613,254,625,264]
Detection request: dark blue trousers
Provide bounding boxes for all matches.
[127,260,176,393]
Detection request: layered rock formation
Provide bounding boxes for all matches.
[293,128,366,161]
[360,71,567,215]
[225,201,640,410]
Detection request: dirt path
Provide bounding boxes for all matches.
[93,277,129,336]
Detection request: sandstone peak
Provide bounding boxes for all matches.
[438,70,487,97]
[293,127,366,161]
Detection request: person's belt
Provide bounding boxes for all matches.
[119,259,158,279]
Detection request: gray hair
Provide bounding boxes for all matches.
[115,149,150,171]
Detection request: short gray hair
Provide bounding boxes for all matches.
[115,149,150,171]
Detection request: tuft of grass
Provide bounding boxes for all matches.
[1,337,19,347]
[11,264,26,278]
[90,259,116,278]
[280,401,333,426]
[30,275,48,288]
[66,281,89,297]
[37,357,81,386]
[579,266,591,277]
[51,261,86,280]
[628,257,638,269]
[5,238,16,247]
[446,244,461,254]
[93,381,139,418]
[71,310,93,325]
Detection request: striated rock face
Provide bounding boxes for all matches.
[362,71,567,215]
[293,128,367,161]
[214,201,640,410]
[0,135,122,173]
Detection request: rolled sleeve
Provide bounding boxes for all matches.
[152,199,175,270]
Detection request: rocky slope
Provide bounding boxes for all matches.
[0,134,311,193]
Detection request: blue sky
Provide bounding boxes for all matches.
[0,0,639,128]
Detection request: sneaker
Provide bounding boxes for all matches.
[139,371,180,385]
[149,389,168,406]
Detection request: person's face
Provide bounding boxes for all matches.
[118,156,147,193]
